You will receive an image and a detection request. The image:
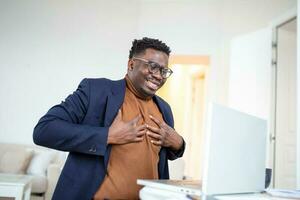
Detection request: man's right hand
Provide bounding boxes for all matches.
[107,110,146,145]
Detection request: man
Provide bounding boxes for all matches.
[33,37,185,200]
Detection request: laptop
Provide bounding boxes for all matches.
[137,103,267,196]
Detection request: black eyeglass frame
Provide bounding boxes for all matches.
[132,57,173,78]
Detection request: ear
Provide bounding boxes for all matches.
[127,59,134,71]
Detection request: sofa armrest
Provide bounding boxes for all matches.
[44,164,61,200]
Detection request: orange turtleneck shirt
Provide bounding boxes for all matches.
[93,76,164,199]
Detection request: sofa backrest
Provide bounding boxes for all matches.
[0,143,64,176]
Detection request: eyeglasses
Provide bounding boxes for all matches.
[132,57,173,78]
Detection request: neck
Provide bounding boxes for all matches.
[125,75,153,100]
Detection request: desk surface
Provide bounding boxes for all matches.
[213,193,294,200]
[140,186,296,200]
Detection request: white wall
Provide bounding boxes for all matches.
[228,28,272,169]
[0,0,296,146]
[297,1,300,189]
[228,28,272,119]
[0,0,140,144]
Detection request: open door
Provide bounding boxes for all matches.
[228,27,272,169]
[229,14,297,189]
[273,17,297,189]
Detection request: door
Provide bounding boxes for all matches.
[228,27,272,169]
[274,17,297,189]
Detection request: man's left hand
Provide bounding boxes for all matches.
[146,115,183,151]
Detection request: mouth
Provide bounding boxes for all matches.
[145,78,161,91]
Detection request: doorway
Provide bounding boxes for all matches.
[158,55,210,180]
[272,17,297,189]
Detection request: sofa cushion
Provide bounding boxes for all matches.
[0,149,33,174]
[27,151,56,176]
[31,175,48,194]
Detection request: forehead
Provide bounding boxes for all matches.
[140,48,169,66]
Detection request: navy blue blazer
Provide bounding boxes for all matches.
[33,78,185,200]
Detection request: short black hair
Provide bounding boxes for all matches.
[129,37,171,59]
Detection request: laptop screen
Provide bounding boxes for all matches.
[202,103,267,195]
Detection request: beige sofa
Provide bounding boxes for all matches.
[0,143,64,200]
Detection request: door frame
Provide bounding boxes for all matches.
[269,8,297,188]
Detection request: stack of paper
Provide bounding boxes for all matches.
[265,189,300,199]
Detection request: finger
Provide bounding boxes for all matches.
[130,114,141,126]
[133,137,143,142]
[149,115,163,127]
[147,124,161,134]
[137,129,147,137]
[151,140,162,146]
[115,109,122,121]
[112,110,122,125]
[147,131,162,140]
[136,124,147,131]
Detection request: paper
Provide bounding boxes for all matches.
[265,188,300,199]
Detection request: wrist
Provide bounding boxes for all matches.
[170,133,183,151]
[107,128,115,144]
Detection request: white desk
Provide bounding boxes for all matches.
[214,193,294,200]
[0,173,32,200]
[140,187,295,200]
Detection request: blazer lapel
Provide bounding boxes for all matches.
[104,79,126,126]
[103,79,126,171]
[153,95,168,123]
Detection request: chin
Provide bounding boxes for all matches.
[145,90,156,97]
[142,87,156,97]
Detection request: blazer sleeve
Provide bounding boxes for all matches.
[33,79,109,156]
[167,138,185,160]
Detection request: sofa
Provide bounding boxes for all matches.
[0,143,65,200]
